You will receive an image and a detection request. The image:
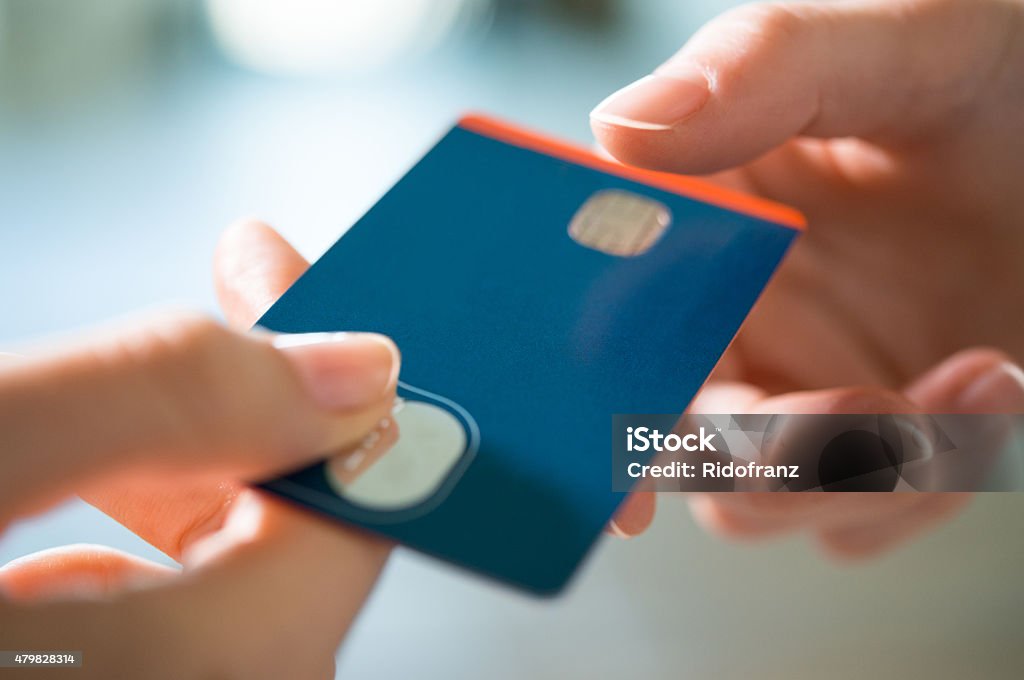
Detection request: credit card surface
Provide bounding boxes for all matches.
[257,114,804,595]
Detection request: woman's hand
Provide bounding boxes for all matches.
[591,0,1024,556]
[0,221,396,678]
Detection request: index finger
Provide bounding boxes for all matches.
[83,221,324,560]
[590,0,1016,174]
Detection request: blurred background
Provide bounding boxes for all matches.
[1,1,1021,677]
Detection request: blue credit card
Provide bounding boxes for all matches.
[256,114,804,595]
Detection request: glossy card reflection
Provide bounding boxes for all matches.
[257,114,805,595]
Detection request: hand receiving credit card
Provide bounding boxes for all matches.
[256,114,805,595]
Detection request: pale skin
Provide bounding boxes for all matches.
[2,0,1023,675]
[593,0,1024,553]
[0,223,402,679]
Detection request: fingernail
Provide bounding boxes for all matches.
[274,332,400,411]
[590,67,710,131]
[607,518,631,539]
[955,362,1024,413]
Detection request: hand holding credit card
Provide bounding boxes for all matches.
[257,114,804,595]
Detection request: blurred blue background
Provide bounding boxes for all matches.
[1,1,1021,677]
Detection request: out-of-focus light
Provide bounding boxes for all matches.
[205,0,480,76]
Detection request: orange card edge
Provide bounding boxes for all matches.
[458,113,807,232]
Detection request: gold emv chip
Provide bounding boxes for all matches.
[568,189,671,256]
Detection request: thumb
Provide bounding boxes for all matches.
[0,312,398,522]
[590,0,1016,174]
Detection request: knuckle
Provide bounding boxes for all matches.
[161,312,235,362]
[112,311,248,444]
[730,2,811,44]
[138,315,237,400]
[114,311,233,371]
[693,1,822,90]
